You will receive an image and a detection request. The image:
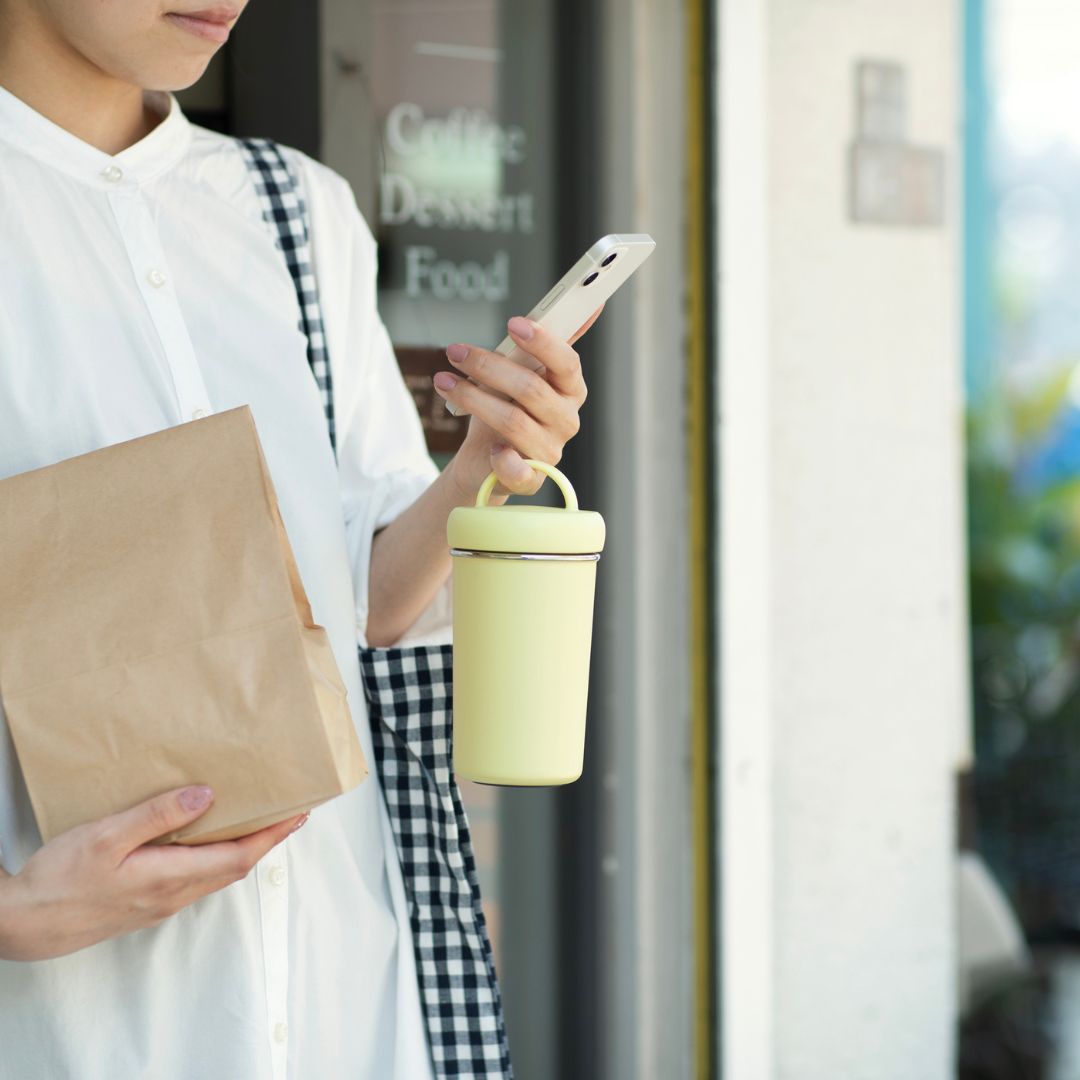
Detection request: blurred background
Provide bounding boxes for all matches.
[176,0,1080,1076]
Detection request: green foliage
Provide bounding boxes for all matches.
[969,381,1080,930]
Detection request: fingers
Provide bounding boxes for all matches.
[435,309,594,427]
[433,376,563,463]
[568,304,604,346]
[443,344,580,434]
[489,445,548,496]
[130,812,309,891]
[96,785,216,860]
[107,813,307,932]
[223,812,309,869]
[503,317,588,401]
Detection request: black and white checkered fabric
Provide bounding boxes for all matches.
[237,137,513,1079]
[360,646,513,1078]
[236,137,336,456]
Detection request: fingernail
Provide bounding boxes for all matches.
[491,442,507,455]
[447,343,469,364]
[508,316,534,340]
[180,785,213,811]
[433,372,457,391]
[291,813,310,832]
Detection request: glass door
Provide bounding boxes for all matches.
[178,3,699,1074]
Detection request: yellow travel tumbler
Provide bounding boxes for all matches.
[447,460,606,785]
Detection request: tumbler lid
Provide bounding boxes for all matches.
[447,461,606,555]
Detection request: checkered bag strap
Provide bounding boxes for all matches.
[236,137,513,1079]
[360,646,513,1078]
[235,137,337,456]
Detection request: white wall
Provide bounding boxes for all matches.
[720,1,969,1078]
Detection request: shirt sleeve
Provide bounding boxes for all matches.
[291,149,453,648]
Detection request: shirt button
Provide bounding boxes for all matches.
[191,408,209,420]
[273,1021,288,1044]
[146,268,166,288]
[101,164,123,183]
[268,865,286,886]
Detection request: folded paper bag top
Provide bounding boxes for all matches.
[0,405,367,846]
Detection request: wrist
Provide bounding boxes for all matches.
[448,447,509,506]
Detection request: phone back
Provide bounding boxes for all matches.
[496,234,656,364]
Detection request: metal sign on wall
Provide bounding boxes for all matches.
[849,60,946,228]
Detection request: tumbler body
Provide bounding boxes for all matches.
[452,555,598,784]
[447,463,605,786]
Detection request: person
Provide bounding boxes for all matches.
[0,2,596,1077]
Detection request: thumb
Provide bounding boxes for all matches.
[490,445,545,496]
[101,785,215,854]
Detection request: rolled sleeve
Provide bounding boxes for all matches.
[296,149,453,647]
[338,336,451,647]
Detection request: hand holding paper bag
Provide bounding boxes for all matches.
[0,406,367,846]
[0,785,308,961]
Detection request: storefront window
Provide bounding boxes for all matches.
[364,0,559,968]
[178,6,609,1072]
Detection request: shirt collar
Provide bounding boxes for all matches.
[0,84,192,189]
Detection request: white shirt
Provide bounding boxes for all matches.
[0,84,451,1079]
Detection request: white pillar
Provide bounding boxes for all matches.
[718,1,968,1076]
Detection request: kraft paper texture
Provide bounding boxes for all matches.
[0,405,367,846]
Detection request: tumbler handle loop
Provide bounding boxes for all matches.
[475,459,580,511]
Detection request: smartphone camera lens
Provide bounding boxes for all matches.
[601,252,618,267]
[582,272,599,286]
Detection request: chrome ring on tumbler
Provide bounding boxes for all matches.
[449,548,601,562]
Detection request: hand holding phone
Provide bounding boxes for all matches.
[443,233,656,418]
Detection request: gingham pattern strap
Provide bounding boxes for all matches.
[361,645,513,1078]
[235,137,337,456]
[236,137,513,1079]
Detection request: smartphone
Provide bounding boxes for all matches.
[444,233,656,417]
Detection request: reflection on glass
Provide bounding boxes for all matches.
[372,1,547,352]
[369,0,558,970]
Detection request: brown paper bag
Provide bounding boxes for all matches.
[0,405,367,846]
